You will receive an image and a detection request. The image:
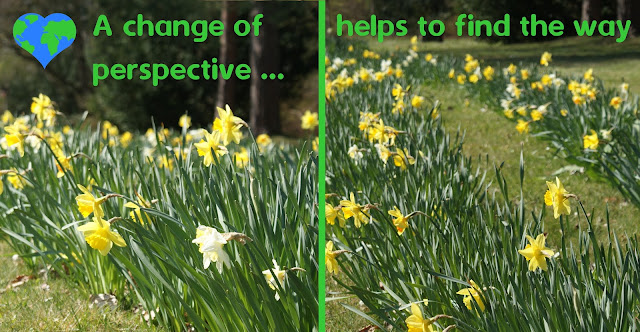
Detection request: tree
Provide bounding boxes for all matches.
[617,0,639,36]
[581,0,602,22]
[249,2,281,135]
[216,0,237,116]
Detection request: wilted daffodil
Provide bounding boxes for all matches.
[78,215,126,256]
[544,177,571,219]
[340,192,369,228]
[518,233,555,272]
[457,280,486,312]
[194,130,228,166]
[213,104,245,145]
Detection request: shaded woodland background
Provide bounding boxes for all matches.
[0,1,318,136]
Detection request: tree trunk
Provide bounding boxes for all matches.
[215,0,237,116]
[249,2,281,135]
[617,0,638,36]
[581,0,601,22]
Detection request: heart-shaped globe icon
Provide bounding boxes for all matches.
[13,13,76,68]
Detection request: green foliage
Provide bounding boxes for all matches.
[325,39,640,330]
[0,102,318,331]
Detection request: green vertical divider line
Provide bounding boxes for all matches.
[317,0,326,331]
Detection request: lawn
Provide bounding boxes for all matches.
[0,241,158,331]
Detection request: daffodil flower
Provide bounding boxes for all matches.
[192,226,231,273]
[262,260,287,301]
[518,233,555,271]
[194,130,228,167]
[213,104,245,145]
[77,216,126,256]
[406,303,437,332]
[544,177,571,219]
[340,192,369,228]
[76,184,107,219]
[457,280,486,312]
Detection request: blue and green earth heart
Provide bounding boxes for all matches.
[13,13,76,68]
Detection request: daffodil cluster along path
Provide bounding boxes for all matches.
[324,38,640,331]
[0,97,319,331]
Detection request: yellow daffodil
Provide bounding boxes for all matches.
[531,110,543,121]
[583,130,599,150]
[234,148,250,168]
[406,303,436,332]
[482,66,494,80]
[256,133,272,147]
[411,96,425,108]
[583,68,594,82]
[325,241,339,275]
[544,177,571,219]
[213,104,244,145]
[457,280,486,312]
[179,114,192,129]
[7,169,26,190]
[521,69,530,80]
[340,192,369,228]
[468,74,479,84]
[540,51,552,66]
[301,110,319,130]
[388,206,409,235]
[610,97,622,109]
[326,202,346,227]
[194,130,228,166]
[393,148,416,170]
[503,109,514,119]
[518,233,555,271]
[76,184,107,219]
[516,120,529,134]
[124,193,152,224]
[77,216,126,256]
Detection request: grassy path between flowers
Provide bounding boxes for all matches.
[0,240,158,331]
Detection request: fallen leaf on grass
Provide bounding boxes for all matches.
[8,275,34,289]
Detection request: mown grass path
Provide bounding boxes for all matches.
[0,241,159,331]
[431,80,640,245]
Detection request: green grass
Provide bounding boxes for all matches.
[433,82,640,245]
[0,241,157,331]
